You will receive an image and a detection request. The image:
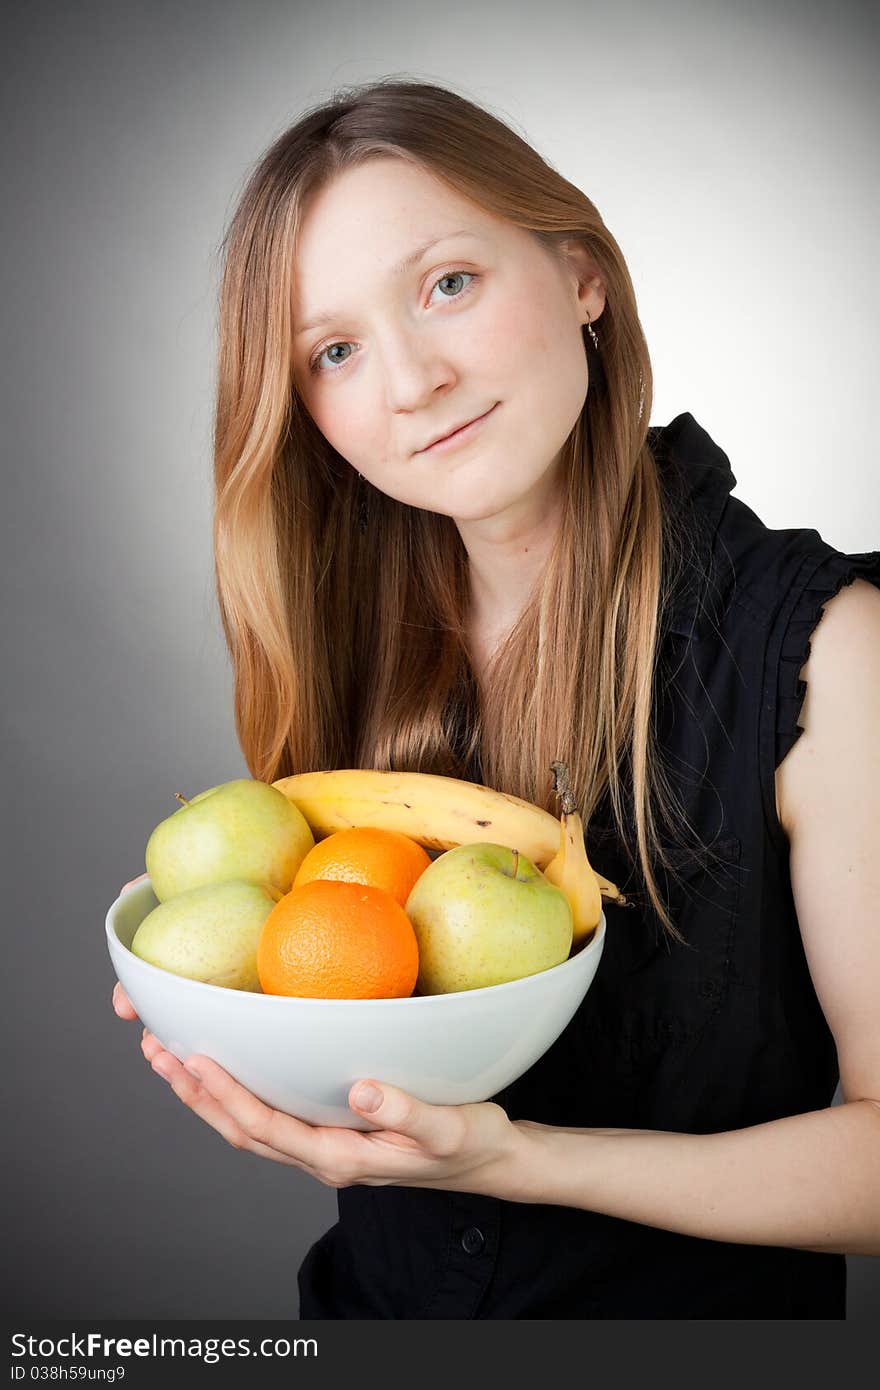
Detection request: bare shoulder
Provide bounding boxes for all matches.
[775,576,880,838]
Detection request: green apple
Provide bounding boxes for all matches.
[131,880,282,990]
[145,778,314,902]
[404,843,573,995]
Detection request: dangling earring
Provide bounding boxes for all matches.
[585,309,600,351]
[356,471,368,534]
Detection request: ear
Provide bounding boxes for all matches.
[558,239,606,325]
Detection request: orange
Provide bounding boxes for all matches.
[292,826,432,908]
[257,878,420,999]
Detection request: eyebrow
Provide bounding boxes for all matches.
[294,230,485,337]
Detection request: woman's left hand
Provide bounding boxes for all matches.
[142,1029,533,1200]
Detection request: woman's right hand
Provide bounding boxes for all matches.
[112,872,150,1022]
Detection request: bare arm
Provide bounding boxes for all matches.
[510,1101,880,1255]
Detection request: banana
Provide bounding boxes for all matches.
[271,767,626,905]
[542,761,603,946]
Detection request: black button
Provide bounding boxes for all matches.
[461,1226,485,1255]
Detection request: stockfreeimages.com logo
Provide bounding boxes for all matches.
[10,1332,317,1366]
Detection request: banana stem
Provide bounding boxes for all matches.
[549,760,577,815]
[550,759,630,909]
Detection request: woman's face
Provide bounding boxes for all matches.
[290,157,605,523]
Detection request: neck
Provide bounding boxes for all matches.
[457,471,565,634]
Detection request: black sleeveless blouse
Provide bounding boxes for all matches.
[297,413,880,1319]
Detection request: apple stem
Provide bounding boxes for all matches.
[510,848,520,878]
[174,792,192,807]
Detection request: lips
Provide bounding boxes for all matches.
[417,404,497,453]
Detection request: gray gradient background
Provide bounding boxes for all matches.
[3,0,878,1320]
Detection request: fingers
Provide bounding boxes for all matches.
[112,981,140,1021]
[137,1034,473,1192]
[140,1032,318,1173]
[141,1028,162,1062]
[180,1054,327,1162]
[346,1082,467,1156]
[120,872,149,893]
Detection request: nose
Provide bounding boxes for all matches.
[378,325,457,415]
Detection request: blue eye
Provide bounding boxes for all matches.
[307,270,479,375]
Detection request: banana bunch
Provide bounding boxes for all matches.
[272,764,626,948]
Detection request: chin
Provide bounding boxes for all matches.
[445,469,534,519]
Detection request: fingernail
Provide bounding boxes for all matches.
[354,1083,382,1112]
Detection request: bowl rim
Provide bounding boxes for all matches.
[106,881,606,1008]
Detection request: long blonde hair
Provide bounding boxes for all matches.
[211,78,706,942]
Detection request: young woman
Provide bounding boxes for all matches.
[112,79,880,1318]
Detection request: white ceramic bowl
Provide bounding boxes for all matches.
[106,878,606,1130]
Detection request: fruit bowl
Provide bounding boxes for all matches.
[106,877,606,1130]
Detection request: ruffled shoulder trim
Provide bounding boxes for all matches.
[776,547,880,769]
